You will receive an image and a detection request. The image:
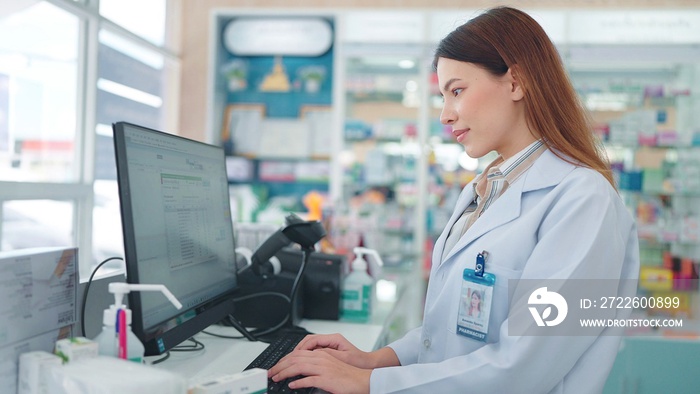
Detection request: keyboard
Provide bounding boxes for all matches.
[245,329,313,394]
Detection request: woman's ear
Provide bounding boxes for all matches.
[507,66,524,101]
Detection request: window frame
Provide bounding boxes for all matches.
[0,0,181,279]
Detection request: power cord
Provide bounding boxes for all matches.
[171,337,205,352]
[147,339,205,365]
[233,291,293,341]
[226,248,312,343]
[80,257,124,337]
[150,351,170,365]
[202,291,292,342]
[287,247,311,328]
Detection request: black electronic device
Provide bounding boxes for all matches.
[113,122,241,356]
[277,248,344,320]
[233,213,326,332]
[235,247,344,326]
[235,258,303,329]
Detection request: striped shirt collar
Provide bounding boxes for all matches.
[475,139,546,197]
[456,139,546,238]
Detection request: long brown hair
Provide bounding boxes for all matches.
[433,7,615,187]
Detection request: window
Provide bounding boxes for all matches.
[92,29,178,266]
[0,0,180,279]
[99,0,167,46]
[0,2,79,182]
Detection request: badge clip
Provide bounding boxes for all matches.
[475,250,488,277]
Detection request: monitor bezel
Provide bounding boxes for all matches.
[112,121,239,356]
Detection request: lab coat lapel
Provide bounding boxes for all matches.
[441,179,524,263]
[438,149,575,265]
[433,183,477,266]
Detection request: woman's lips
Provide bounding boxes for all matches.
[452,128,469,143]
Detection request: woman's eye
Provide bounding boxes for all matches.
[452,88,463,97]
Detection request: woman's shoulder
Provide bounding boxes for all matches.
[525,149,614,195]
[541,149,615,191]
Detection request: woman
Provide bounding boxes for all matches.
[269,6,639,393]
[466,289,481,318]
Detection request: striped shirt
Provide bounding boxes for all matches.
[441,140,547,261]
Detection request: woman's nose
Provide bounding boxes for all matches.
[440,106,455,125]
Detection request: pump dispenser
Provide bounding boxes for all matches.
[353,247,383,279]
[94,283,182,363]
[341,247,384,322]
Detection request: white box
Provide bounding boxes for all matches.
[46,356,187,394]
[55,337,98,364]
[18,351,62,394]
[0,327,71,394]
[0,247,78,348]
[190,368,267,394]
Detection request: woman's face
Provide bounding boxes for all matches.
[436,57,530,160]
[471,291,480,308]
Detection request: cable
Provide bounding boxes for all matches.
[150,351,171,365]
[250,314,290,342]
[233,291,291,304]
[233,291,292,340]
[202,291,293,341]
[287,247,312,327]
[202,314,289,343]
[171,337,205,352]
[147,339,202,367]
[231,249,311,341]
[201,329,244,340]
[80,257,124,337]
[247,248,312,343]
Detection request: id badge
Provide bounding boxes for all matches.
[456,268,496,342]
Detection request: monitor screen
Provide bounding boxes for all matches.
[113,121,239,356]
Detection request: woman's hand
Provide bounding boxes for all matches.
[295,333,375,368]
[268,349,371,394]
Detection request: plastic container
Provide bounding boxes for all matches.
[341,247,383,322]
[93,283,182,363]
[94,307,145,363]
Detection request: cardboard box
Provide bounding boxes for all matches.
[0,327,71,394]
[0,247,78,348]
[18,351,62,394]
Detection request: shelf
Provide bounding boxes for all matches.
[235,155,331,162]
[622,190,700,198]
[344,137,405,143]
[606,144,700,150]
[639,238,700,247]
[231,179,329,185]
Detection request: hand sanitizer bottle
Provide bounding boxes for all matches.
[94,283,182,363]
[341,247,383,322]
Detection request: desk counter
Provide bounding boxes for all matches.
[151,320,383,385]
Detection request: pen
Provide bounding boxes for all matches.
[114,309,120,357]
[118,308,127,359]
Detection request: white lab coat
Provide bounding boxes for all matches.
[370,149,640,393]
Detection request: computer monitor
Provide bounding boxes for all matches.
[113,121,239,356]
